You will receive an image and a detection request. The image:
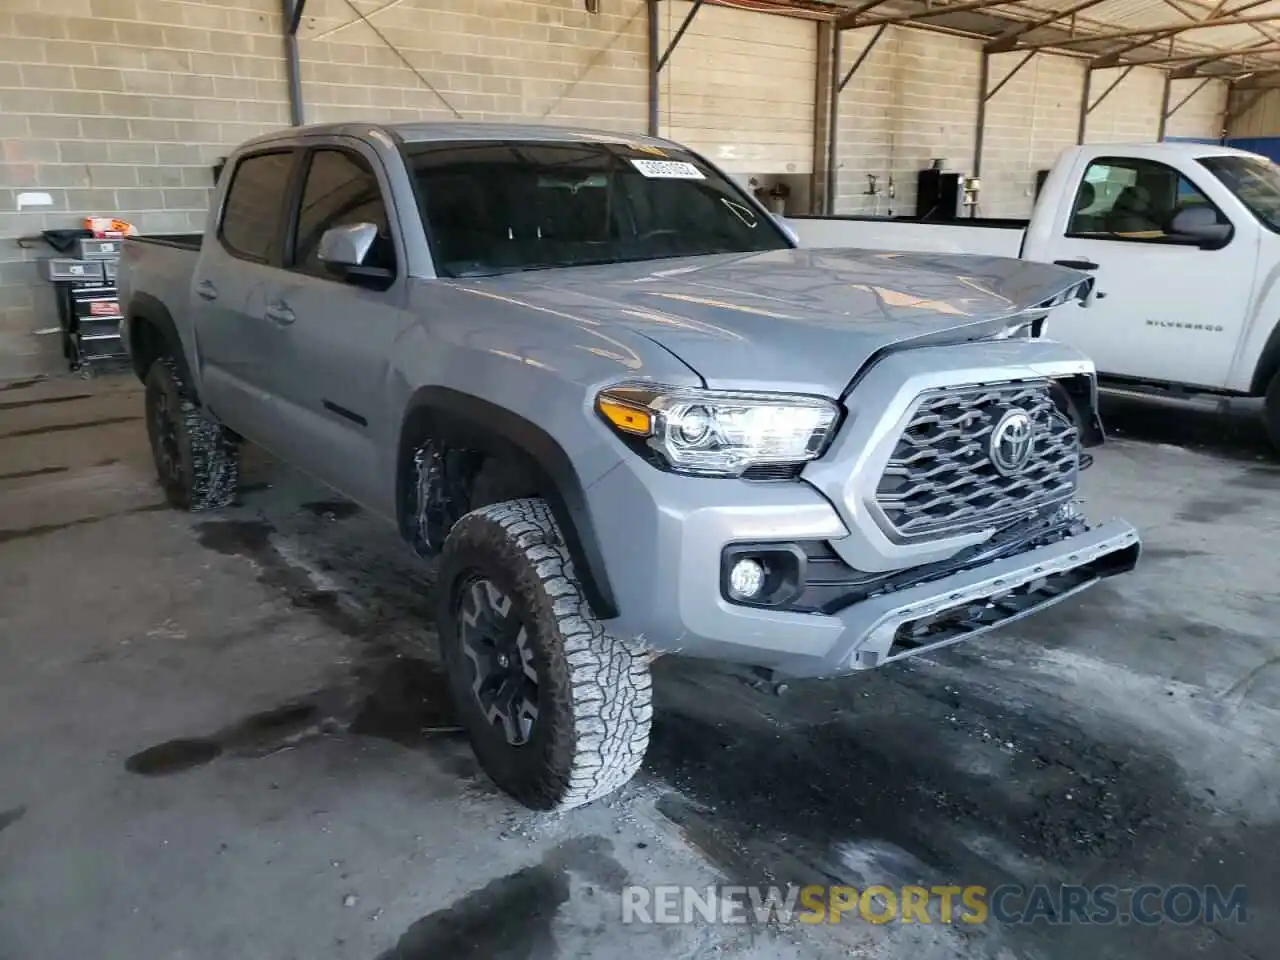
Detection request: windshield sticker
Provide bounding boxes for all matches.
[629,158,705,180]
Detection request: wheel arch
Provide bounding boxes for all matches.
[396,386,619,619]
[1250,318,1280,396]
[127,293,198,401]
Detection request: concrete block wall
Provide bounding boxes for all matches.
[835,27,981,218]
[1163,77,1227,140]
[657,1,816,175]
[294,0,648,131]
[980,52,1085,218]
[1227,88,1280,138]
[0,0,650,379]
[1082,65,1164,143]
[0,1,1235,377]
[0,0,290,379]
[833,29,1226,219]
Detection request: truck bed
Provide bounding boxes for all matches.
[128,233,203,251]
[117,234,203,342]
[789,215,1027,259]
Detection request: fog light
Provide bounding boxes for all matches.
[728,557,766,599]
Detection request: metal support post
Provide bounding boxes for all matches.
[283,0,306,126]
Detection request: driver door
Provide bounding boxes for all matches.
[1038,155,1255,390]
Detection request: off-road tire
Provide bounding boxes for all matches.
[436,498,652,810]
[1265,370,1280,454]
[144,356,239,511]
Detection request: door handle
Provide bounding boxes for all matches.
[264,302,296,326]
[1053,258,1099,271]
[195,279,218,301]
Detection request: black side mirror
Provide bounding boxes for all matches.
[1166,205,1232,250]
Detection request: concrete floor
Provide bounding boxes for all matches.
[0,371,1276,960]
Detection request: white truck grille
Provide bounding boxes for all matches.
[875,380,1079,539]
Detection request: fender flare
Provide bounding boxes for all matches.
[1250,318,1280,395]
[126,292,199,400]
[397,387,619,619]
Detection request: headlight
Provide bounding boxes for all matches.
[595,384,840,477]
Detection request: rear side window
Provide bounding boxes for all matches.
[220,151,295,263]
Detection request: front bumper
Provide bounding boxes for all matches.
[587,460,1139,678]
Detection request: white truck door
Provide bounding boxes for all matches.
[1028,152,1256,390]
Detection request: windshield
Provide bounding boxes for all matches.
[1199,154,1280,232]
[404,139,790,277]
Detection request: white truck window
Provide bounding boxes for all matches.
[1067,157,1224,242]
[1200,154,1280,233]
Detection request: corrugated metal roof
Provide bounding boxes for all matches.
[809,0,1280,72]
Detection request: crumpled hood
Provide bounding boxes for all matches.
[455,248,1092,396]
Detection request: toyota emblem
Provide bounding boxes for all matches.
[990,408,1035,476]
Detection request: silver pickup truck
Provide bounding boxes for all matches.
[118,122,1140,811]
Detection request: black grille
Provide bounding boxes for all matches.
[742,463,804,481]
[876,380,1079,538]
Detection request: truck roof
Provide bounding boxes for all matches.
[1071,141,1260,162]
[234,121,677,152]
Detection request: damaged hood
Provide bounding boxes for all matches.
[456,248,1093,396]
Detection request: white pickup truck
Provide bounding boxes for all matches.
[792,142,1280,449]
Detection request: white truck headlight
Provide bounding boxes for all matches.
[596,384,840,477]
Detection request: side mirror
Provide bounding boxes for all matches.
[1166,206,1232,250]
[317,222,378,268]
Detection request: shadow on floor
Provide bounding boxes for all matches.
[1099,394,1274,463]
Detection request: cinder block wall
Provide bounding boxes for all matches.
[295,0,648,130]
[1082,65,1165,143]
[835,27,981,218]
[1164,77,1227,140]
[980,51,1085,218]
[0,0,1232,377]
[0,0,649,379]
[0,0,289,379]
[657,1,816,175]
[833,28,1227,219]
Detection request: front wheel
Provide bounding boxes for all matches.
[436,498,652,810]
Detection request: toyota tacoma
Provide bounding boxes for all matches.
[118,122,1141,811]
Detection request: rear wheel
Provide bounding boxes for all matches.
[1266,371,1280,454]
[144,357,239,511]
[436,498,652,810]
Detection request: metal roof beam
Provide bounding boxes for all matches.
[853,0,1022,29]
[986,0,1110,53]
[1090,0,1273,67]
[1090,28,1188,68]
[838,22,889,89]
[1161,40,1280,74]
[834,0,893,29]
[1015,8,1280,50]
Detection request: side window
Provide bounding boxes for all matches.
[220,151,295,263]
[1067,157,1226,242]
[292,149,396,280]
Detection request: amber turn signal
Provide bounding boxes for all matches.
[597,397,653,436]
